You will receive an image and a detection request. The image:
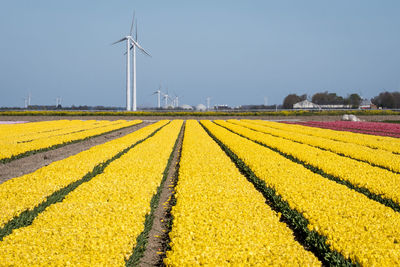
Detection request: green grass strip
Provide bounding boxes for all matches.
[0,121,143,164]
[200,121,356,266]
[0,121,167,241]
[221,122,400,213]
[125,123,184,267]
[382,120,400,124]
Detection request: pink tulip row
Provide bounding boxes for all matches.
[286,121,400,138]
[0,121,28,124]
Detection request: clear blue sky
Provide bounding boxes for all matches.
[0,0,399,108]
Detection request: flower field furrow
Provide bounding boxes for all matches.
[248,119,400,154]
[202,120,400,266]
[0,120,105,143]
[0,120,84,140]
[218,120,400,208]
[8,120,119,143]
[0,120,167,228]
[0,120,142,162]
[0,120,183,266]
[238,119,400,172]
[165,120,320,266]
[292,121,400,138]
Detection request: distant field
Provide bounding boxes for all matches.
[0,109,400,117]
[0,119,399,265]
[1,109,400,124]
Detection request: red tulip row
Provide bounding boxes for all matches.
[288,121,400,138]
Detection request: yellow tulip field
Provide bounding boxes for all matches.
[0,119,142,163]
[0,119,399,266]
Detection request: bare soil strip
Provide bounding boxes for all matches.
[0,121,152,184]
[138,123,184,267]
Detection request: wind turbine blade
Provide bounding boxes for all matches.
[135,20,138,41]
[111,37,126,45]
[130,11,135,36]
[137,45,151,57]
[129,37,151,57]
[123,44,134,55]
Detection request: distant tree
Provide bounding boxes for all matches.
[282,94,307,109]
[394,92,400,108]
[372,91,400,108]
[312,91,344,105]
[345,93,362,108]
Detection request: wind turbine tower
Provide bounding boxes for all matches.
[163,91,169,107]
[128,17,151,111]
[152,86,161,108]
[175,96,179,107]
[172,92,182,108]
[55,97,62,107]
[27,92,31,107]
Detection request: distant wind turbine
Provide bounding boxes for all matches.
[22,97,27,109]
[163,89,169,107]
[152,85,162,108]
[27,92,31,107]
[206,97,211,110]
[55,97,62,107]
[172,92,183,108]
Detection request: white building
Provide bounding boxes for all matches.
[195,104,207,111]
[293,100,320,109]
[359,99,376,109]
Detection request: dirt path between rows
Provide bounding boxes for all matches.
[139,123,184,266]
[0,121,153,184]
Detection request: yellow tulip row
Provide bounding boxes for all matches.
[0,120,105,142]
[202,120,400,266]
[0,120,183,266]
[0,120,142,161]
[0,120,167,228]
[229,119,400,173]
[246,119,400,154]
[165,120,321,266]
[220,120,400,206]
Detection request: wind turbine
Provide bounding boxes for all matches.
[55,97,62,107]
[112,12,135,111]
[206,97,211,110]
[162,89,169,108]
[127,17,151,111]
[152,85,162,108]
[22,97,28,109]
[172,92,183,108]
[27,92,31,107]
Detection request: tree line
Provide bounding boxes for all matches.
[283,91,400,109]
